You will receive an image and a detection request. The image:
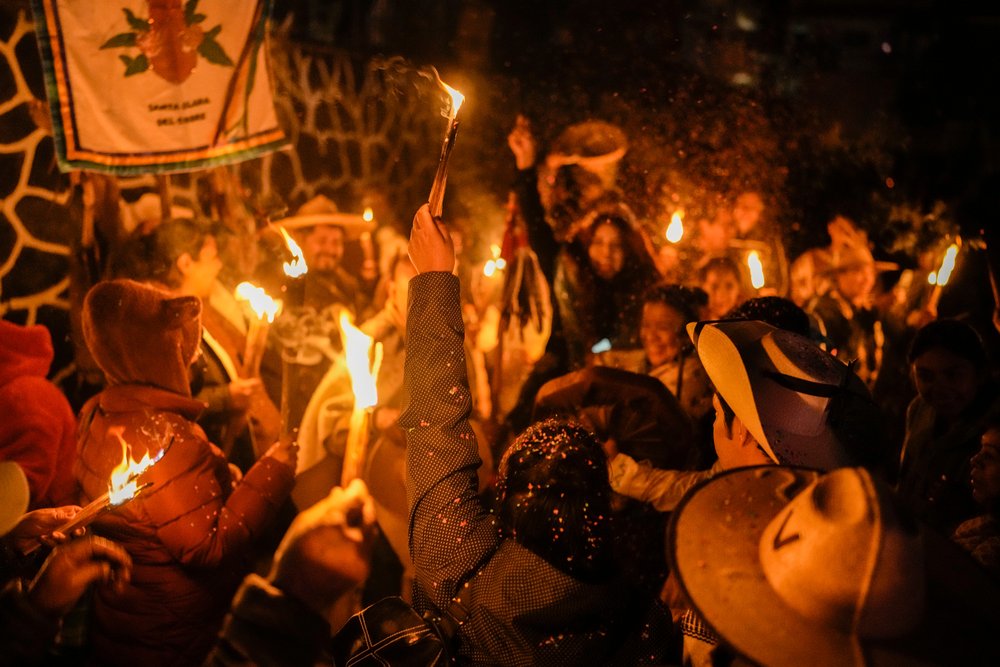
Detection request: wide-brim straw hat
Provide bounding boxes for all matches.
[276,194,375,239]
[547,120,628,188]
[827,243,899,274]
[669,465,1000,667]
[687,319,872,470]
[0,461,29,537]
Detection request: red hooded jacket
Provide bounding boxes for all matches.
[77,280,294,667]
[0,319,77,509]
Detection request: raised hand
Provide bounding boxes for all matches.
[408,203,455,274]
[264,431,299,472]
[507,114,537,170]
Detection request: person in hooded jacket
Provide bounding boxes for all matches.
[0,319,77,510]
[75,279,297,667]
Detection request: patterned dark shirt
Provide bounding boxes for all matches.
[400,273,673,666]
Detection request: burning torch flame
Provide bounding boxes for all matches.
[665,211,684,243]
[747,251,766,289]
[443,82,465,118]
[928,243,959,286]
[277,226,308,278]
[363,207,374,223]
[235,282,282,322]
[339,312,383,411]
[108,427,161,505]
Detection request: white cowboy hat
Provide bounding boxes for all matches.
[687,319,877,470]
[670,466,1000,667]
[0,461,30,537]
[276,194,375,239]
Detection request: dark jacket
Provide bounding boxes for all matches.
[400,273,673,666]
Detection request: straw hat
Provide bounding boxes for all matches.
[687,319,877,470]
[547,120,628,189]
[670,466,1000,667]
[277,194,375,239]
[827,243,899,274]
[0,461,29,537]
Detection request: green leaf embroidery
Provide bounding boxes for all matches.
[121,54,149,76]
[122,8,149,32]
[184,0,200,22]
[204,24,222,39]
[198,34,233,67]
[100,32,137,49]
[191,13,207,24]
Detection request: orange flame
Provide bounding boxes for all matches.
[107,427,159,505]
[339,312,383,410]
[443,82,465,118]
[235,282,282,322]
[363,207,374,223]
[747,251,765,289]
[665,211,684,243]
[930,243,959,287]
[277,226,308,278]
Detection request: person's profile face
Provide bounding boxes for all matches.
[179,236,222,299]
[911,347,984,419]
[971,428,1000,507]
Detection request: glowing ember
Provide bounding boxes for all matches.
[339,312,382,410]
[747,250,765,289]
[108,427,162,505]
[933,243,959,286]
[665,211,684,243]
[235,282,282,322]
[363,207,374,223]
[277,226,308,277]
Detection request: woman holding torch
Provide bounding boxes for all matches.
[75,279,297,667]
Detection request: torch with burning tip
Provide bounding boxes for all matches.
[926,241,960,315]
[427,79,465,218]
[25,430,171,555]
[339,312,383,487]
[235,282,282,378]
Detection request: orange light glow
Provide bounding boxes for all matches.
[363,207,374,223]
[107,427,160,505]
[339,312,383,411]
[277,226,308,278]
[747,251,765,289]
[442,82,465,117]
[665,211,684,243]
[933,244,959,287]
[235,282,282,322]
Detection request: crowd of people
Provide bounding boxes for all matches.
[1,113,1000,666]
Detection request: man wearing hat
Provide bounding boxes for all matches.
[281,194,375,317]
[609,317,884,515]
[665,319,887,664]
[669,465,1000,666]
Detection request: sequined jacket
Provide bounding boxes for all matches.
[76,385,294,667]
[401,273,673,666]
